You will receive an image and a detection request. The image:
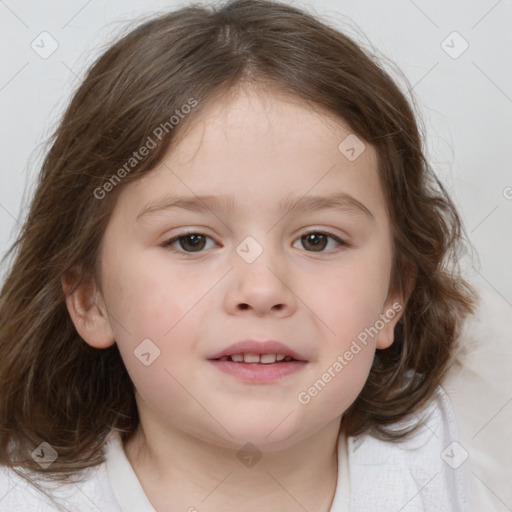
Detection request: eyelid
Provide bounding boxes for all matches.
[295,228,351,251]
[299,227,350,243]
[160,229,217,250]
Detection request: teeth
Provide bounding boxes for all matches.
[260,353,276,364]
[243,353,260,363]
[221,353,293,363]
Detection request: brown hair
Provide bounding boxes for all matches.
[0,0,478,496]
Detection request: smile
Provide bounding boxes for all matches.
[214,353,296,364]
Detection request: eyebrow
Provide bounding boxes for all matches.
[136,192,375,222]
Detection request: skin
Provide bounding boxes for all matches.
[63,83,405,512]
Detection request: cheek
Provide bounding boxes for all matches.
[308,260,389,340]
[296,256,386,411]
[329,341,375,402]
[298,325,376,424]
[104,252,202,337]
[101,257,195,387]
[124,360,191,413]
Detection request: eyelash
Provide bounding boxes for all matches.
[160,229,351,255]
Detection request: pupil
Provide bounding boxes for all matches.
[304,233,326,251]
[182,234,205,252]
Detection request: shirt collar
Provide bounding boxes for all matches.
[105,429,349,512]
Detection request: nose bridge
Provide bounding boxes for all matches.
[235,234,267,266]
[235,233,283,285]
[225,232,296,315]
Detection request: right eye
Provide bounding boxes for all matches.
[161,232,218,254]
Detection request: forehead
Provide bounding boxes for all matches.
[120,85,388,226]
[178,84,361,154]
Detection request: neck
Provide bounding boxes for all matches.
[124,413,341,512]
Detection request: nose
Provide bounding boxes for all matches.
[223,247,298,318]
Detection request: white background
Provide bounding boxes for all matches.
[1,0,511,307]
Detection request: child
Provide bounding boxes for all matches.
[0,0,480,510]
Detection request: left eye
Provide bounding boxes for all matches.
[161,230,348,254]
[292,231,347,252]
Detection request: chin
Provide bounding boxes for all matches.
[191,417,311,452]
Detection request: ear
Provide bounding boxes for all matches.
[376,265,416,350]
[375,291,405,350]
[61,266,115,349]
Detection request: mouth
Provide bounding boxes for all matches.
[212,353,299,364]
[207,339,308,362]
[207,340,308,382]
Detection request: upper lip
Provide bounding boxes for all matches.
[208,340,308,361]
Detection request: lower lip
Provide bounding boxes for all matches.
[208,360,307,382]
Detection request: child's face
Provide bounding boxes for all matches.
[88,86,403,449]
